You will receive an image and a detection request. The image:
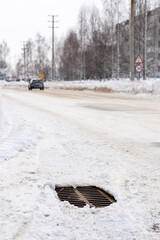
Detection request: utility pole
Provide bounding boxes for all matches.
[22,42,26,80]
[117,1,120,80]
[130,0,135,81]
[143,0,147,80]
[49,15,58,81]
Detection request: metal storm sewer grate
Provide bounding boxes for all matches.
[55,186,116,208]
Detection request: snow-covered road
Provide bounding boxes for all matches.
[0,87,160,240]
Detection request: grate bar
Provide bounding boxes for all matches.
[55,186,116,208]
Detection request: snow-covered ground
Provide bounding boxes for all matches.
[46,79,160,96]
[1,78,160,96]
[0,88,2,127]
[0,84,160,239]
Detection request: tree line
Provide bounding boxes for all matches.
[16,33,51,79]
[0,41,10,69]
[0,0,159,80]
[57,0,160,80]
[0,34,51,80]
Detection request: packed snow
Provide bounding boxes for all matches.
[0,81,160,239]
[1,78,160,96]
[46,79,160,96]
[0,88,2,127]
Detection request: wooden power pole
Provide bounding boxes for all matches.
[130,0,135,81]
[143,0,147,80]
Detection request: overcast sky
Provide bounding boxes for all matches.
[0,0,103,65]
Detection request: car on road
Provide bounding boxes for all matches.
[28,79,44,90]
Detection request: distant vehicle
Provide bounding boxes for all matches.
[28,79,44,90]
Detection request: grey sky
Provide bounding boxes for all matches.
[0,0,103,65]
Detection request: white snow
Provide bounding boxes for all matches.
[1,78,160,96]
[0,81,160,239]
[0,88,2,128]
[46,78,160,96]
[0,80,28,88]
[0,93,41,161]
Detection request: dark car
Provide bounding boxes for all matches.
[28,79,44,90]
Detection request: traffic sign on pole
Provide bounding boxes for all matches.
[135,65,143,73]
[135,55,143,64]
[39,74,44,79]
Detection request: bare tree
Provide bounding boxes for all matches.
[34,33,51,79]
[102,0,129,79]
[56,0,160,81]
[15,34,51,79]
[0,40,10,68]
[59,30,80,80]
[78,6,88,80]
[87,6,102,79]
[25,39,35,77]
[16,59,23,77]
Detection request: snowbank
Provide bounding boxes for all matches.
[0,88,3,128]
[46,78,160,96]
[0,80,28,88]
[0,100,41,162]
[1,78,160,97]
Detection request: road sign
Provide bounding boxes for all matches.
[135,65,143,73]
[135,55,143,64]
[39,74,44,79]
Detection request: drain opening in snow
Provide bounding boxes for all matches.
[55,186,116,208]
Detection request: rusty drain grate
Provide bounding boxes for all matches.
[55,186,116,208]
